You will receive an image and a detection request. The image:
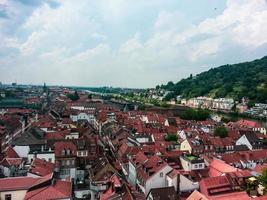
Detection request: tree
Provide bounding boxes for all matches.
[258,168,267,194]
[165,134,178,142]
[214,126,228,138]
[67,91,80,101]
[180,108,210,121]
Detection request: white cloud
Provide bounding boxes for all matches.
[0,0,266,87]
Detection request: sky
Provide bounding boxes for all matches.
[0,0,267,88]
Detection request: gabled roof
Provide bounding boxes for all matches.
[186,190,209,200]
[137,155,168,181]
[29,158,55,177]
[209,159,237,177]
[5,146,20,158]
[0,177,42,192]
[0,157,23,167]
[243,131,260,143]
[237,119,261,128]
[54,141,77,157]
[25,179,72,200]
[12,127,46,146]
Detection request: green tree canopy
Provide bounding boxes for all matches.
[165,134,178,142]
[67,91,80,101]
[214,126,228,138]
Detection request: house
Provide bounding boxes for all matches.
[0,146,24,177]
[237,119,266,134]
[0,157,23,177]
[89,157,118,200]
[128,151,148,185]
[236,131,263,150]
[25,178,72,200]
[180,138,204,155]
[0,174,71,200]
[199,174,250,198]
[208,158,237,177]
[221,150,267,169]
[180,154,205,171]
[54,141,77,179]
[146,186,178,200]
[12,127,55,163]
[100,174,122,200]
[27,158,55,177]
[136,155,172,195]
[0,176,41,200]
[166,169,204,194]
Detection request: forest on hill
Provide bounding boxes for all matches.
[159,56,267,103]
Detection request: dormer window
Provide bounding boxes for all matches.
[67,149,71,155]
[61,149,65,156]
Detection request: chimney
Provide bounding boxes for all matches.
[51,178,56,186]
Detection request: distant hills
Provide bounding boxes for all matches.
[158,56,267,103]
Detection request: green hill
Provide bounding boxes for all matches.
[159,56,267,102]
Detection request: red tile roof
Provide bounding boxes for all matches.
[5,146,20,158]
[0,177,41,192]
[209,159,237,177]
[137,155,168,181]
[186,190,209,200]
[237,119,260,128]
[29,158,55,177]
[25,179,72,200]
[54,141,77,157]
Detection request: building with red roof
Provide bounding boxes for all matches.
[208,158,237,177]
[0,174,71,200]
[54,141,77,179]
[28,158,55,177]
[136,155,172,195]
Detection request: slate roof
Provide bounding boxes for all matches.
[12,127,46,146]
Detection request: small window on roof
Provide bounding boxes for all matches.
[67,149,70,155]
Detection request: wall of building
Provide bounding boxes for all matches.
[145,165,172,195]
[28,152,55,163]
[13,145,29,158]
[0,190,27,200]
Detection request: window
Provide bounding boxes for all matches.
[66,149,70,155]
[159,172,163,177]
[5,194,11,200]
[61,149,65,156]
[66,160,70,166]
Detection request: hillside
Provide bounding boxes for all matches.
[159,56,267,102]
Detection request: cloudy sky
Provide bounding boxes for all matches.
[0,0,267,88]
